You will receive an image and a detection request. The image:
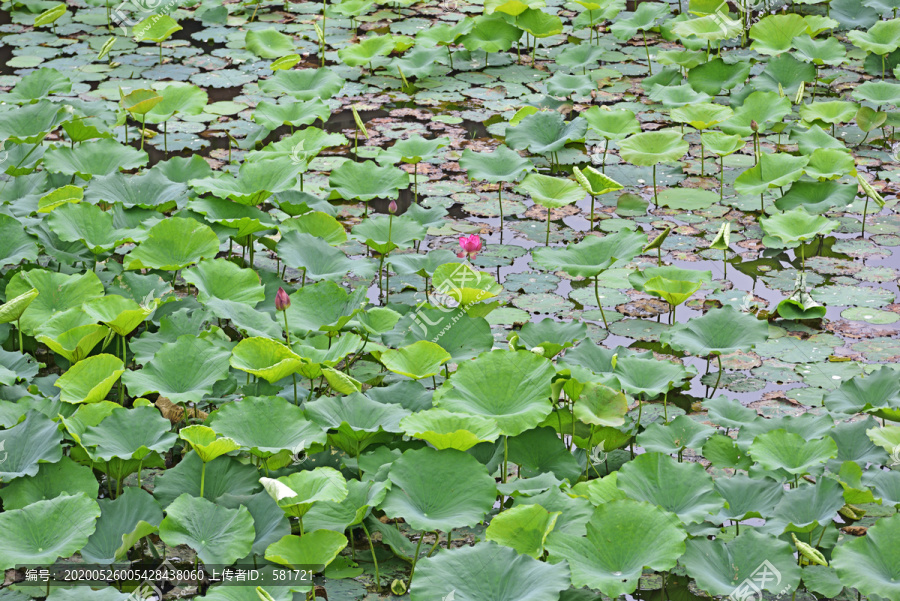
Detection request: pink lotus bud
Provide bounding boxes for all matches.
[388,200,398,214]
[458,234,482,259]
[275,287,290,311]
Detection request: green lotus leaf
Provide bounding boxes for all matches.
[83,295,154,337]
[380,446,496,531]
[688,58,752,95]
[0,288,39,325]
[80,486,163,564]
[190,159,302,205]
[207,395,327,456]
[573,166,623,198]
[720,91,792,136]
[612,355,693,398]
[799,100,861,126]
[435,349,557,436]
[793,33,847,66]
[661,306,768,356]
[122,335,231,403]
[546,499,686,597]
[518,7,564,37]
[517,173,584,209]
[803,148,856,180]
[338,35,395,67]
[512,318,586,358]
[277,232,376,282]
[399,409,501,451]
[124,217,219,272]
[304,392,407,454]
[82,406,177,461]
[183,259,264,306]
[252,99,330,130]
[246,28,295,59]
[671,102,734,130]
[0,410,63,480]
[637,415,715,455]
[260,467,349,519]
[258,68,345,101]
[0,100,70,145]
[848,18,900,55]
[672,12,741,40]
[54,354,124,404]
[766,477,844,533]
[648,83,712,108]
[188,197,276,238]
[383,306,494,362]
[119,89,162,116]
[506,111,587,156]
[280,211,347,245]
[86,170,189,209]
[329,159,408,202]
[733,153,810,196]
[582,107,641,143]
[230,337,306,383]
[750,13,809,55]
[378,135,450,165]
[285,281,368,334]
[430,262,502,308]
[853,79,900,105]
[573,382,629,427]
[0,493,100,570]
[133,15,181,43]
[459,144,533,183]
[532,228,647,278]
[159,493,255,565]
[832,511,900,598]
[610,2,670,39]
[760,207,839,246]
[303,479,388,532]
[644,276,703,307]
[0,214,39,267]
[486,504,560,558]
[152,454,262,507]
[619,129,688,166]
[713,474,784,523]
[775,180,857,213]
[376,341,452,380]
[460,14,522,53]
[749,429,838,475]
[824,367,900,414]
[35,314,108,364]
[415,18,474,46]
[145,82,208,122]
[776,288,826,320]
[265,530,348,571]
[681,529,801,596]
[0,456,98,511]
[180,425,241,464]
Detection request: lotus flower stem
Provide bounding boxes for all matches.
[498,186,504,230]
[427,531,441,556]
[710,354,723,397]
[16,318,22,355]
[589,195,595,230]
[719,155,724,201]
[594,275,609,328]
[652,164,658,205]
[408,534,425,586]
[862,196,869,236]
[663,391,668,424]
[200,461,207,498]
[502,435,509,483]
[642,30,653,75]
[546,207,552,245]
[120,335,127,403]
[140,113,146,151]
[446,529,452,549]
[361,521,380,588]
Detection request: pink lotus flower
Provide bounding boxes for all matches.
[457,234,482,259]
[275,287,291,311]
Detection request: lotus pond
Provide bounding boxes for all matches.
[4,0,900,599]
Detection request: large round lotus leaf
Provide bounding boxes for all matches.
[338,35,395,67]
[612,355,693,398]
[260,467,349,519]
[328,160,408,201]
[434,349,556,436]
[411,541,570,601]
[190,159,302,206]
[377,341,452,380]
[833,511,900,598]
[159,493,255,565]
[6,270,103,335]
[208,395,327,456]
[617,452,724,523]
[80,487,163,564]
[217,491,291,557]
[749,429,838,475]
[0,410,63,480]
[583,106,642,140]
[265,530,348,571]
[431,262,502,306]
[824,367,900,414]
[229,336,305,383]
[532,228,647,278]
[182,259,264,305]
[681,529,801,596]
[245,28,294,59]
[124,217,219,272]
[573,382,629,427]
[515,319,587,358]
[766,477,844,534]
[573,165,624,197]
[506,111,587,155]
[713,474,784,523]
[378,135,450,164]
[351,215,426,255]
[146,82,208,122]
[153,454,262,507]
[122,335,231,403]
[459,144,533,182]
[43,139,148,179]
[179,425,240,464]
[36,316,108,365]
[853,80,900,104]
[280,212,347,245]
[82,295,153,337]
[734,154,810,196]
[54,353,124,404]
[619,130,688,166]
[507,426,582,482]
[0,493,100,570]
[761,207,839,245]
[848,18,900,55]
[0,214,38,267]
[546,499,686,597]
[485,504,560,558]
[517,173,584,209]
[749,13,808,54]
[380,447,496,532]
[636,415,715,454]
[285,281,368,333]
[277,235,369,282]
[384,306,494,362]
[47,202,139,254]
[0,456,98,511]
[459,14,523,53]
[671,103,734,130]
[661,306,769,356]
[258,68,345,101]
[304,392,407,454]
[303,479,388,532]
[81,406,177,461]
[400,409,501,451]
